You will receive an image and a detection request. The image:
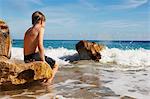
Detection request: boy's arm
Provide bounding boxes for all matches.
[38,28,45,61]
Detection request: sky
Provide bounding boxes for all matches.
[0,0,150,40]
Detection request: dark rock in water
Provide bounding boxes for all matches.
[0,57,53,90]
[88,86,119,97]
[98,86,118,96]
[76,40,105,61]
[0,19,11,59]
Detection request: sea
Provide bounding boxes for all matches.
[1,40,150,99]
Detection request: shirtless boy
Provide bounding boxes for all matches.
[24,11,58,83]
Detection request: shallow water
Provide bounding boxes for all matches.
[1,46,150,99]
[0,60,150,99]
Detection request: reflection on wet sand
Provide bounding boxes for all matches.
[1,60,145,99]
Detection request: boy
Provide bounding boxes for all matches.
[24,11,58,84]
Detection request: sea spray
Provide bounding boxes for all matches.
[11,47,150,70]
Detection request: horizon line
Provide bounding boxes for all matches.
[12,39,150,42]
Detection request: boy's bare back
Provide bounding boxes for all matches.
[24,26,39,55]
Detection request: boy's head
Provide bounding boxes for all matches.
[32,11,46,26]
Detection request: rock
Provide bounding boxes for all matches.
[0,19,53,91]
[0,19,11,59]
[76,40,105,61]
[0,58,53,86]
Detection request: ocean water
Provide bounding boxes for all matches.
[12,40,150,68]
[1,40,150,99]
[13,40,150,50]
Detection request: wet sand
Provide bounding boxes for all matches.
[0,60,149,99]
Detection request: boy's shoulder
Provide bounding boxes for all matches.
[34,25,44,32]
[31,26,41,33]
[25,27,32,33]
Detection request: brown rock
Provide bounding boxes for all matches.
[0,19,53,91]
[0,58,53,86]
[0,19,11,59]
[76,40,105,61]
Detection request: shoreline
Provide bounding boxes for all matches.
[0,60,150,98]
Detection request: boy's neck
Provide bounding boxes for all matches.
[33,24,44,28]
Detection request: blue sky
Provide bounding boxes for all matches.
[0,0,149,40]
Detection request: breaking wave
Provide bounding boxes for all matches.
[11,47,150,69]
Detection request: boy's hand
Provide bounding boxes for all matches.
[42,78,53,85]
[42,73,54,85]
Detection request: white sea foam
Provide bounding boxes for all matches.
[11,47,150,70]
[55,79,96,88]
[100,47,150,66]
[36,94,68,99]
[101,70,150,99]
[9,47,150,99]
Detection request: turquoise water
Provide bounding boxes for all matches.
[12,40,150,50]
[6,40,150,98]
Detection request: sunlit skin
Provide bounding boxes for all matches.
[24,20,58,84]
